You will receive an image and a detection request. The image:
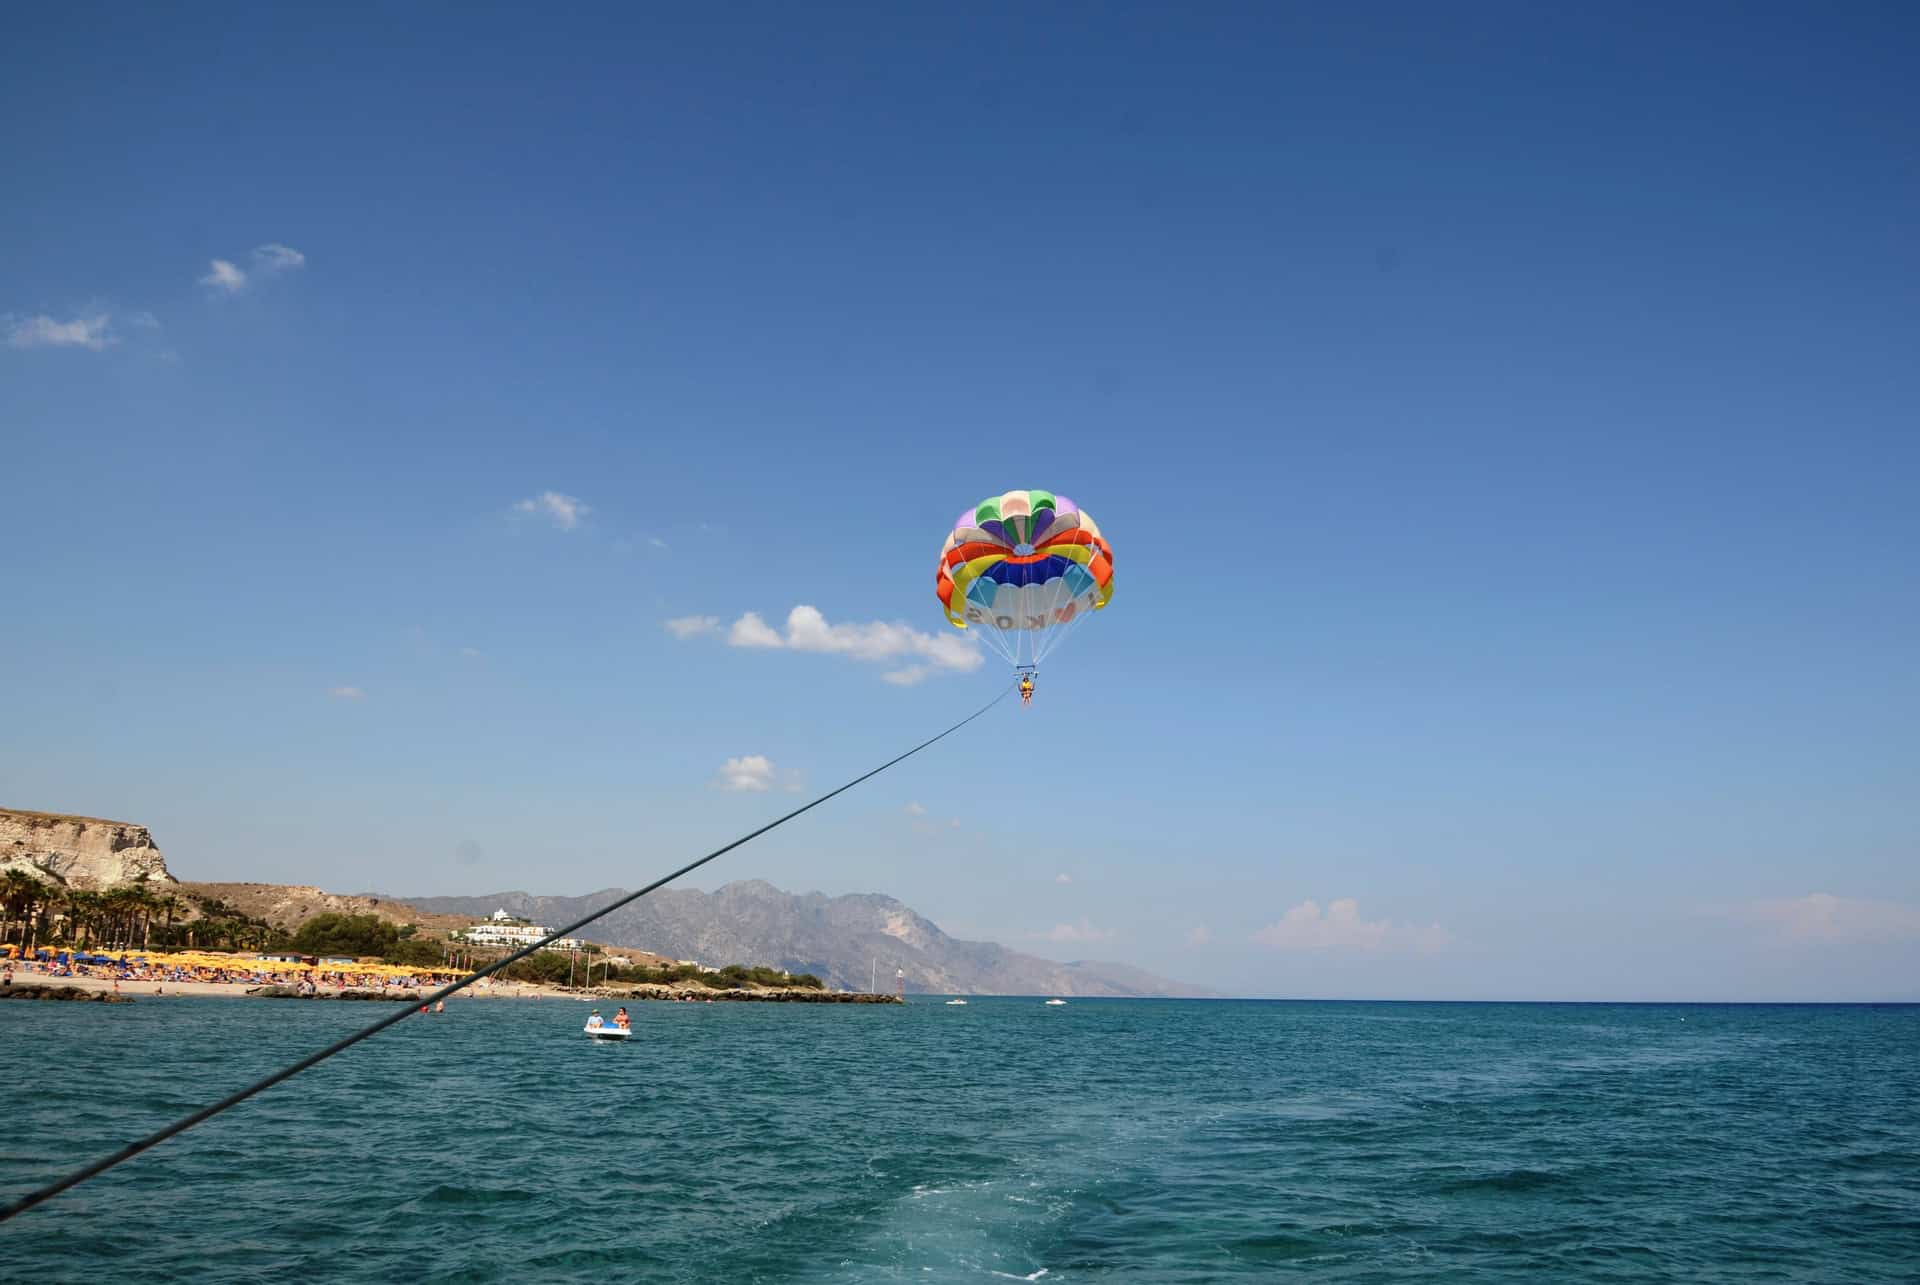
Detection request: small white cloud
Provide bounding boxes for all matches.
[947,817,961,829]
[6,313,116,350]
[200,244,304,293]
[1043,919,1114,944]
[1188,924,1212,946]
[252,243,305,273]
[665,615,721,640]
[904,802,928,817]
[513,491,589,530]
[710,605,983,681]
[785,605,981,670]
[1252,898,1451,952]
[715,754,778,792]
[648,536,669,550]
[728,612,785,648]
[201,259,247,292]
[1723,893,1920,944]
[329,685,366,701]
[128,311,161,329]
[459,646,483,658]
[1055,873,1072,885]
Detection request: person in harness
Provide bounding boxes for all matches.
[1019,672,1035,704]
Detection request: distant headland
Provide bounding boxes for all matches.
[1,805,1212,999]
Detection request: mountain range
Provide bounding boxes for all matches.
[399,879,1213,998]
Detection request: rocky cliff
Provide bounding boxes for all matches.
[0,808,178,889]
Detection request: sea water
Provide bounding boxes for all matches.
[1,997,1915,1282]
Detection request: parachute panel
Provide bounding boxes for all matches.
[934,488,1114,671]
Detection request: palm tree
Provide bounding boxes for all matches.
[24,874,55,954]
[97,888,130,951]
[57,890,83,949]
[67,889,104,951]
[123,884,160,951]
[0,870,41,948]
[153,892,183,948]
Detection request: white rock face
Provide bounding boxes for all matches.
[0,808,178,889]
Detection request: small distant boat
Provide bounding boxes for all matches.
[1044,999,1067,1006]
[945,998,968,1006]
[584,1022,632,1041]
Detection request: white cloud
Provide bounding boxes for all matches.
[328,685,365,701]
[1251,898,1452,952]
[1055,873,1072,885]
[6,313,116,350]
[785,605,981,670]
[252,243,306,273]
[201,244,304,294]
[715,755,777,792]
[648,536,670,550]
[904,802,928,817]
[714,755,799,793]
[694,605,984,680]
[201,259,247,292]
[128,311,161,329]
[1044,919,1114,944]
[665,615,720,640]
[1188,924,1212,946]
[513,491,589,530]
[727,612,785,648]
[459,646,483,658]
[1723,893,1920,944]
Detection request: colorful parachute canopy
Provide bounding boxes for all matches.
[935,489,1114,670]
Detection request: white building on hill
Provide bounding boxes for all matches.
[455,908,582,952]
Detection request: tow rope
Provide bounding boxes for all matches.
[0,684,1012,1222]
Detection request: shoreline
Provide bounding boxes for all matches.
[6,971,899,1004]
[6,971,565,1002]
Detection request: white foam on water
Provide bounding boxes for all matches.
[795,1171,1070,1281]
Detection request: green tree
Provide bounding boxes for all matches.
[2,870,56,949]
[291,913,401,958]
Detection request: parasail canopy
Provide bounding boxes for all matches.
[935,488,1114,671]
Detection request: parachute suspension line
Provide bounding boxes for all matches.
[1030,551,1094,672]
[0,684,1018,1225]
[1037,552,1080,669]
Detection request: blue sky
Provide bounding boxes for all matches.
[4,3,1916,1000]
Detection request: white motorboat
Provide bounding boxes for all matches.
[945,998,968,1006]
[1044,999,1067,1006]
[584,1022,632,1041]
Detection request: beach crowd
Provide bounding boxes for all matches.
[2,949,449,994]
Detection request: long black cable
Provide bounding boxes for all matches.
[0,684,1012,1223]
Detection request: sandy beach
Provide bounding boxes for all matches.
[6,969,567,1001]
[8,968,894,1004]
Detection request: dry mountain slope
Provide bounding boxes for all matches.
[177,883,472,936]
[401,879,1215,998]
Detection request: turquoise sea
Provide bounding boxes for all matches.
[2,996,1916,1281]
